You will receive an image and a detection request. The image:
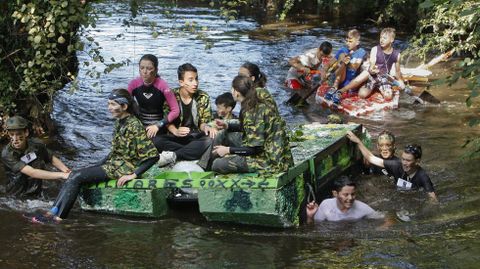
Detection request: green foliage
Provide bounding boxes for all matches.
[0,1,92,120]
[212,0,248,21]
[374,0,419,29]
[409,0,480,159]
[0,1,133,125]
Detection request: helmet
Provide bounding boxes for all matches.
[5,116,29,130]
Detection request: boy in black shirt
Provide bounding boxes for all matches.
[347,131,437,203]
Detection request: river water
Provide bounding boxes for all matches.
[1,1,479,268]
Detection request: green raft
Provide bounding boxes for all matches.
[79,123,366,227]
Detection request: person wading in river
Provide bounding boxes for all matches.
[366,130,400,177]
[347,131,438,203]
[306,176,384,223]
[1,116,71,199]
[30,89,159,224]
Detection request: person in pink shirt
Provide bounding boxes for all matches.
[128,54,180,150]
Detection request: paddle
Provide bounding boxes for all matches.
[384,74,440,104]
[286,62,338,106]
[404,50,454,104]
[416,49,454,70]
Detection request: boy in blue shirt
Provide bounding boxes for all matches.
[325,29,367,104]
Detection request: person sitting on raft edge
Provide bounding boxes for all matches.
[1,115,71,199]
[30,88,159,224]
[211,75,293,175]
[306,176,385,223]
[346,130,438,203]
[286,41,335,91]
[127,54,180,151]
[358,27,406,100]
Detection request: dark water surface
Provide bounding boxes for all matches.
[1,1,479,268]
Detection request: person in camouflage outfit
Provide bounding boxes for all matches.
[155,63,216,167]
[1,115,71,199]
[212,75,293,175]
[31,89,158,223]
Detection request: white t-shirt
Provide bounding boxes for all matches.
[286,48,321,80]
[314,197,384,222]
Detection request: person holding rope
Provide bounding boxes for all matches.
[306,176,384,223]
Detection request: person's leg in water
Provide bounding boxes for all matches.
[44,166,108,221]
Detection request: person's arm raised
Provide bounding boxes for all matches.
[346,131,385,168]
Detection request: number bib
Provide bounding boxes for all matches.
[21,152,37,164]
[396,178,412,190]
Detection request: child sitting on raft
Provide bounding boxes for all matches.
[212,92,242,148]
[358,27,406,100]
[286,41,335,91]
[324,29,367,105]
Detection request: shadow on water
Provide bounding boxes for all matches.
[1,0,480,268]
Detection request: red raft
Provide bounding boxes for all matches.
[314,83,400,117]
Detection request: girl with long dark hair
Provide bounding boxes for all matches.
[211,75,292,174]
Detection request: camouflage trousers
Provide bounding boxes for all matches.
[211,155,255,174]
[197,130,242,170]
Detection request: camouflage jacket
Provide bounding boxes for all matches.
[242,102,293,174]
[169,88,213,130]
[256,87,279,114]
[102,115,158,179]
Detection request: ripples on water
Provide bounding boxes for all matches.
[1,0,480,268]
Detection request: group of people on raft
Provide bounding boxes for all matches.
[1,28,437,224]
[286,27,405,105]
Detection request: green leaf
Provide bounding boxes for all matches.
[466,96,472,107]
[33,35,42,43]
[419,0,433,9]
[58,36,66,44]
[460,9,476,17]
[468,118,480,127]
